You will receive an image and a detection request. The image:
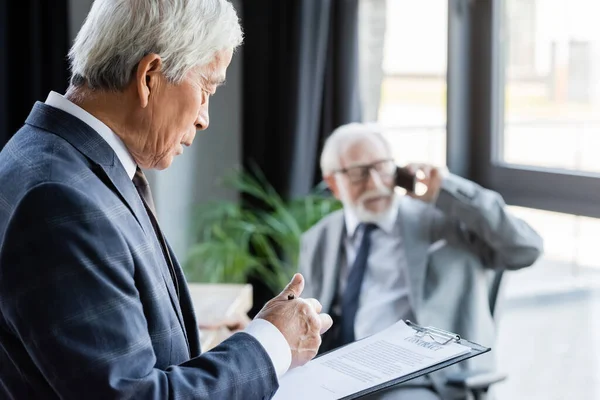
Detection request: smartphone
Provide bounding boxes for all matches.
[395,166,416,192]
[395,165,428,196]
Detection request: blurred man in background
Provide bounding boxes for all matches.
[299,122,544,399]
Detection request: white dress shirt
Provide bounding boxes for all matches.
[44,92,292,379]
[339,199,415,340]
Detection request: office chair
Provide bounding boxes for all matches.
[445,269,508,400]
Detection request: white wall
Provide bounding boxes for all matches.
[68,0,243,260]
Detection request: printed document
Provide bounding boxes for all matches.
[272,320,471,400]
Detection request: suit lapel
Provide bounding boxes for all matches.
[398,198,431,316]
[98,163,150,234]
[26,102,189,350]
[98,163,187,336]
[321,212,345,313]
[26,103,149,233]
[92,150,189,357]
[167,241,200,356]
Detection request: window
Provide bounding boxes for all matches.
[359,0,448,167]
[359,1,600,217]
[500,0,600,173]
[358,2,600,396]
[458,0,600,219]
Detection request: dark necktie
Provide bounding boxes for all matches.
[133,167,157,214]
[132,167,179,298]
[340,223,377,346]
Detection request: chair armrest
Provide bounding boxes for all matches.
[446,370,507,390]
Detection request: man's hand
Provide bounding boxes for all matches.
[255,273,333,369]
[405,163,448,203]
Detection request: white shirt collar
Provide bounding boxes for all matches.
[344,196,400,237]
[44,91,137,180]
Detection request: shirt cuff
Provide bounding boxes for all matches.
[244,319,292,379]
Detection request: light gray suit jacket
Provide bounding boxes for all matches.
[299,173,543,378]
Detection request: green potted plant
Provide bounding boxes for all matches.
[185,167,342,294]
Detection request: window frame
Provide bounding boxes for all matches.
[447,0,600,219]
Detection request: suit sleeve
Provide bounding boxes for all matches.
[0,182,278,400]
[432,174,544,270]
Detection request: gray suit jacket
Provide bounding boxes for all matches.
[299,174,543,378]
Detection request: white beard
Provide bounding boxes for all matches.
[338,182,398,225]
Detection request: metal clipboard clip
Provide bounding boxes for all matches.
[405,320,461,345]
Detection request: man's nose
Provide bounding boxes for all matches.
[196,96,210,131]
[196,113,209,131]
[367,168,386,190]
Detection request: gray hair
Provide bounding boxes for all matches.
[320,122,392,176]
[69,0,243,91]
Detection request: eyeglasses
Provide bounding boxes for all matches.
[335,159,396,184]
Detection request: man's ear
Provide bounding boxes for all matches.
[324,175,341,200]
[135,53,163,108]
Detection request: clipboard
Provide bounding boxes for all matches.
[337,320,491,400]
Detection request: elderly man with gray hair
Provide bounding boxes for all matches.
[299,123,544,399]
[0,1,332,399]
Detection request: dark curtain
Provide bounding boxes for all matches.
[0,0,70,149]
[241,0,361,200]
[241,0,361,312]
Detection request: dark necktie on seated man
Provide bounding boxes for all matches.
[132,167,180,298]
[340,222,378,346]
